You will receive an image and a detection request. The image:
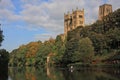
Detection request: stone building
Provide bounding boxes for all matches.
[64,4,112,36]
[99,4,112,20]
[64,8,85,36]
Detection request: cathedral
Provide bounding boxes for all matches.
[99,4,112,20]
[64,8,85,36]
[64,4,112,36]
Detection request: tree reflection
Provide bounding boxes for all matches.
[62,68,120,80]
[9,67,120,80]
[46,66,65,80]
[0,67,8,80]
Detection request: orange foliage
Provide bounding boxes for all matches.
[25,73,36,80]
[18,42,41,58]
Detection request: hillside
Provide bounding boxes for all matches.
[62,8,120,65]
[9,8,120,67]
[9,36,65,66]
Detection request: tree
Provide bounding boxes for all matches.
[77,37,94,63]
[0,27,4,46]
[53,35,65,64]
[89,32,108,55]
[0,49,9,67]
[0,27,9,67]
[106,28,120,49]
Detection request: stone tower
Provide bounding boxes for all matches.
[64,8,85,36]
[99,4,112,20]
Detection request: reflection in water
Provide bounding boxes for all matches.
[46,66,65,80]
[8,67,120,80]
[0,67,8,80]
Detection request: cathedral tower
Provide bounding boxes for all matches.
[99,4,112,20]
[64,8,85,36]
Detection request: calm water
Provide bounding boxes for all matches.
[4,67,120,80]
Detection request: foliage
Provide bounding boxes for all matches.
[53,35,65,64]
[35,39,55,66]
[0,28,4,46]
[0,27,9,68]
[62,8,120,65]
[9,34,66,67]
[0,49,9,67]
[77,37,94,63]
[9,41,42,66]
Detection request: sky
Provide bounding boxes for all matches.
[0,0,120,52]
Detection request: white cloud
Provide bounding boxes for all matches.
[0,0,15,9]
[0,0,22,23]
[0,0,120,41]
[0,9,22,24]
[108,0,120,10]
[19,0,103,30]
[34,33,56,42]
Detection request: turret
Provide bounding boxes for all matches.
[64,8,85,36]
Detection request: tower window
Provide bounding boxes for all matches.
[79,15,83,18]
[74,21,76,24]
[106,8,110,13]
[73,15,76,19]
[100,10,102,15]
[80,21,83,24]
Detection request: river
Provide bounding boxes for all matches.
[5,67,120,80]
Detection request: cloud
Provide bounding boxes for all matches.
[0,0,120,41]
[0,0,22,23]
[0,9,22,25]
[108,0,120,10]
[34,33,56,42]
[20,0,85,34]
[19,0,103,30]
[0,0,15,9]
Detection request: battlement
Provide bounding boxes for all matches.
[64,8,85,36]
[64,4,112,36]
[99,4,112,20]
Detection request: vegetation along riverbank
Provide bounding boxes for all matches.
[8,8,120,68]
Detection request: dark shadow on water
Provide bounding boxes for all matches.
[0,66,8,80]
[62,68,120,80]
[8,67,120,80]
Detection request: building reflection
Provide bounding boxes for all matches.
[46,66,56,79]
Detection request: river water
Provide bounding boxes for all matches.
[6,67,120,80]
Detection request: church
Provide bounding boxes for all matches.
[64,4,112,36]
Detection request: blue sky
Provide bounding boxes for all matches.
[0,0,120,52]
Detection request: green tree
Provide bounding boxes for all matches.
[53,35,65,64]
[75,37,94,63]
[0,49,9,67]
[0,27,9,67]
[0,27,4,46]
[106,28,120,49]
[89,32,108,55]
